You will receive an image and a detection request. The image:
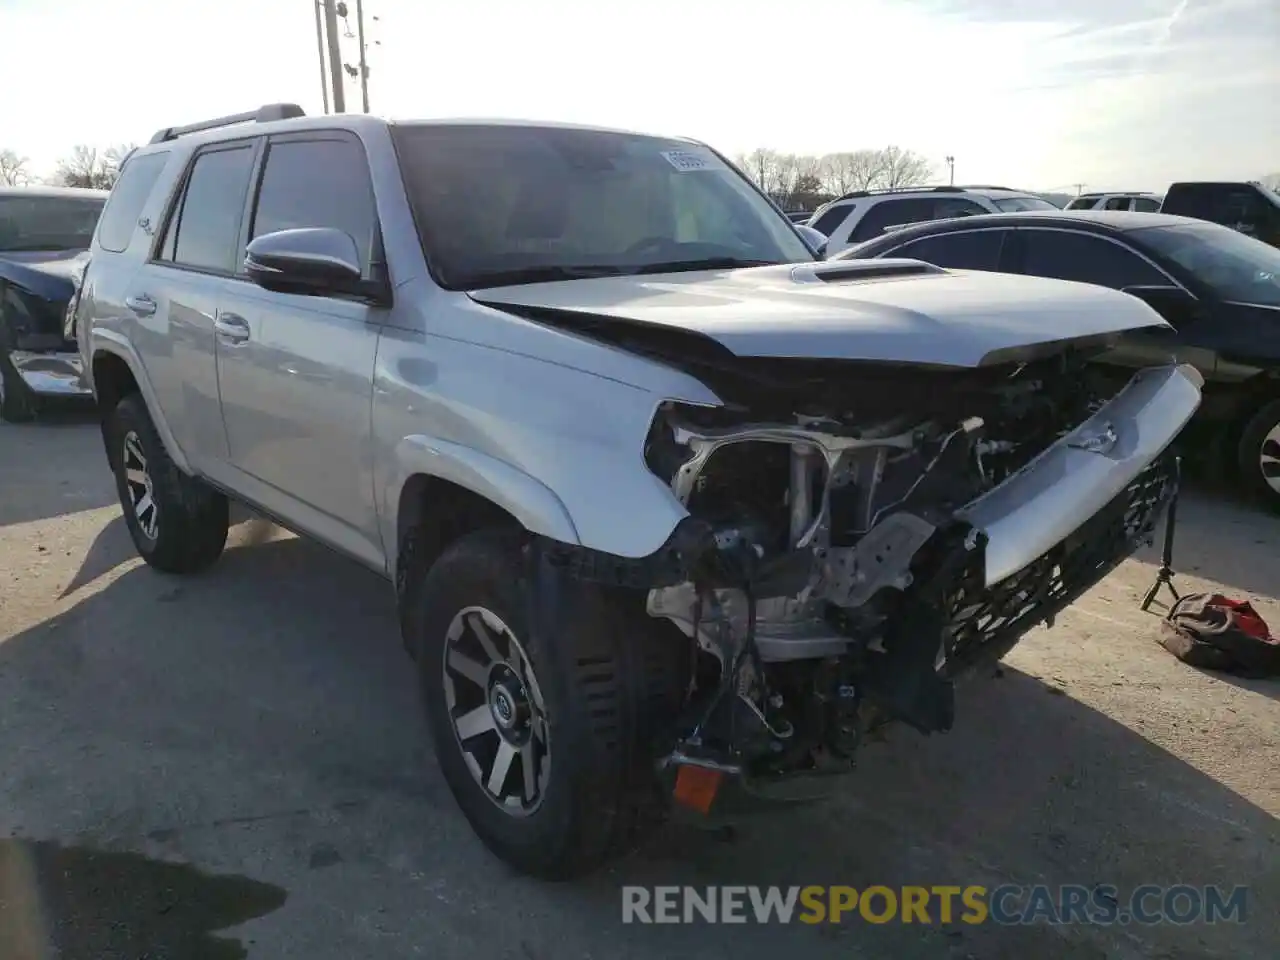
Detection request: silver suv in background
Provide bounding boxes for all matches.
[77,105,1200,879]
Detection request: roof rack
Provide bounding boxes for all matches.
[955,183,1020,191]
[148,103,306,145]
[837,185,966,200]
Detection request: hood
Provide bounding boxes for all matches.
[470,260,1170,368]
[0,250,87,302]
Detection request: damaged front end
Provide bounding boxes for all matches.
[562,351,1200,809]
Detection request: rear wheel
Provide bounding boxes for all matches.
[1236,399,1280,511]
[107,393,230,573]
[0,343,39,423]
[408,527,687,879]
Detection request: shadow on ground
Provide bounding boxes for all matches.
[0,839,286,960]
[0,416,114,528]
[1,534,1277,959]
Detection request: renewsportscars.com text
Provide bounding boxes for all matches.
[621,884,1249,926]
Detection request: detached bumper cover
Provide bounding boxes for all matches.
[939,362,1200,674]
[8,349,92,398]
[960,362,1202,587]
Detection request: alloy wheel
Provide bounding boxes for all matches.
[122,430,159,540]
[442,606,550,817]
[1262,422,1280,496]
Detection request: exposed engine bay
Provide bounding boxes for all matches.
[625,349,1179,799]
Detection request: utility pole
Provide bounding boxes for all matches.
[313,1,331,114]
[355,0,371,113]
[1072,183,1086,196]
[945,155,955,186]
[322,0,346,113]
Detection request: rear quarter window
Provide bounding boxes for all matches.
[96,152,170,253]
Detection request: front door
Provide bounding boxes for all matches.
[1005,227,1220,377]
[215,132,388,570]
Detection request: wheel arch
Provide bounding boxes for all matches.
[87,332,192,474]
[387,435,582,588]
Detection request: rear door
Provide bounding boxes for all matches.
[214,131,387,569]
[880,228,1009,272]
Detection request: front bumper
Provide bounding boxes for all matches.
[960,362,1202,587]
[7,349,92,398]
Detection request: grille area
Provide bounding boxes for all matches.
[940,452,1178,676]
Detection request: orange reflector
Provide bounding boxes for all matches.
[672,764,723,814]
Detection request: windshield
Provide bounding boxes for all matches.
[0,195,105,253]
[1139,222,1280,307]
[992,195,1059,212]
[391,124,814,289]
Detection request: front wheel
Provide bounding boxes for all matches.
[408,528,688,879]
[1236,399,1280,511]
[107,393,230,573]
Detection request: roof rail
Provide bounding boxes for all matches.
[956,184,1018,191]
[148,103,306,145]
[837,184,965,200]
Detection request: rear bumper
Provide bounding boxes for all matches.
[960,362,1202,587]
[7,349,92,398]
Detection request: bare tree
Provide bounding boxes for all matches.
[0,149,32,187]
[876,145,934,189]
[53,142,137,190]
[819,150,887,195]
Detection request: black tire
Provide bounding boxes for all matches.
[107,393,230,573]
[0,344,39,423]
[1236,399,1280,510]
[408,527,688,879]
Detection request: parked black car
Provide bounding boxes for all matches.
[0,186,107,421]
[1160,181,1280,248]
[839,210,1280,506]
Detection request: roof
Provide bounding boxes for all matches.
[0,185,110,200]
[132,109,703,158]
[842,209,1212,255]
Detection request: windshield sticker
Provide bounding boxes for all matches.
[661,148,720,172]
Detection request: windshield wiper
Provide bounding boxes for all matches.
[631,257,780,275]
[461,264,624,289]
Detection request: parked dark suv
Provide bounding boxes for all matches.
[840,210,1280,507]
[1161,181,1280,248]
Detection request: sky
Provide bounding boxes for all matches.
[1,0,1277,192]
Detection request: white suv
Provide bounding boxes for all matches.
[807,185,1059,255]
[1064,192,1163,212]
[77,105,1200,879]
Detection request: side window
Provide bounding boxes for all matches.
[811,204,853,237]
[1104,197,1130,211]
[250,137,377,273]
[849,198,935,242]
[1221,189,1269,234]
[1133,197,1161,213]
[96,152,169,253]
[932,198,989,219]
[891,230,1006,271]
[1165,186,1216,221]
[1017,230,1168,290]
[159,145,256,273]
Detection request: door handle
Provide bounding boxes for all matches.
[125,294,157,317]
[214,313,251,344]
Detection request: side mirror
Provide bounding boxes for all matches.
[1121,285,1202,323]
[245,228,386,303]
[794,224,827,258]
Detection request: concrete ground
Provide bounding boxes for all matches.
[1,411,1277,960]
